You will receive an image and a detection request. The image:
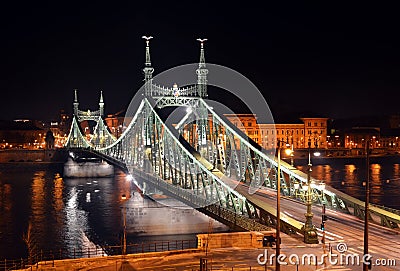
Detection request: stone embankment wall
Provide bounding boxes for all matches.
[0,149,67,163]
[197,230,276,249]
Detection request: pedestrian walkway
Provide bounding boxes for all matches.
[16,233,397,271]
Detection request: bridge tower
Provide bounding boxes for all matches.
[66,89,115,148]
[142,37,211,156]
[72,90,105,121]
[195,39,209,155]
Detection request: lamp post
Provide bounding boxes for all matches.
[121,194,127,255]
[276,141,282,271]
[363,140,371,271]
[302,138,319,244]
[319,182,326,240]
[319,182,327,267]
[290,144,294,166]
[276,140,293,271]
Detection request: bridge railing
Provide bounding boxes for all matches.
[201,99,400,228]
[0,240,197,271]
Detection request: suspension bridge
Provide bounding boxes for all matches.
[64,37,400,244]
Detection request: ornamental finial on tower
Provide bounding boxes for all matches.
[99,90,104,103]
[74,89,78,102]
[196,38,207,68]
[73,89,79,116]
[142,36,155,96]
[196,38,208,97]
[99,90,104,116]
[142,35,153,67]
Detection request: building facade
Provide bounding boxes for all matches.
[224,114,328,150]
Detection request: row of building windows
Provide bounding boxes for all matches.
[308,122,325,127]
[307,130,324,135]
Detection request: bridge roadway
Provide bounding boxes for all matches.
[242,184,400,264]
[74,148,400,265]
[94,144,400,260]
[83,147,400,242]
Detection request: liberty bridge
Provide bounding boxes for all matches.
[64,37,400,244]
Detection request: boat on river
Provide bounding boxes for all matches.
[63,157,114,178]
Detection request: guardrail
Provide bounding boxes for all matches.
[0,239,197,271]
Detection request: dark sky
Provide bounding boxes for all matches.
[1,2,400,122]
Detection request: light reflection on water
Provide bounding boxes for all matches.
[1,157,400,260]
[0,165,197,260]
[296,156,400,209]
[0,164,132,259]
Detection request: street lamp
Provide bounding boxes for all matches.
[319,182,327,267]
[363,140,371,270]
[302,138,319,244]
[276,139,293,271]
[121,194,127,255]
[289,143,294,166]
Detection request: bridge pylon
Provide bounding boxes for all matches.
[65,89,116,149]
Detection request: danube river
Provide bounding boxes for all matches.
[1,155,400,260]
[293,155,400,209]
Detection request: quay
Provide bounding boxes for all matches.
[13,232,339,271]
[0,149,67,163]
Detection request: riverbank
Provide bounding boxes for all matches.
[12,232,316,271]
[0,149,67,163]
[283,149,400,160]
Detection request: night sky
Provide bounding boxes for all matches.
[1,2,400,122]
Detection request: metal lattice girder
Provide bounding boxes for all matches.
[153,96,200,109]
[197,99,400,228]
[64,117,92,148]
[95,98,253,219]
[76,109,102,122]
[151,84,198,97]
[69,94,400,232]
[91,116,116,148]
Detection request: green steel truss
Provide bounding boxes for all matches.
[65,37,400,236]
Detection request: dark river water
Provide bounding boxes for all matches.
[293,155,400,209]
[1,156,400,260]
